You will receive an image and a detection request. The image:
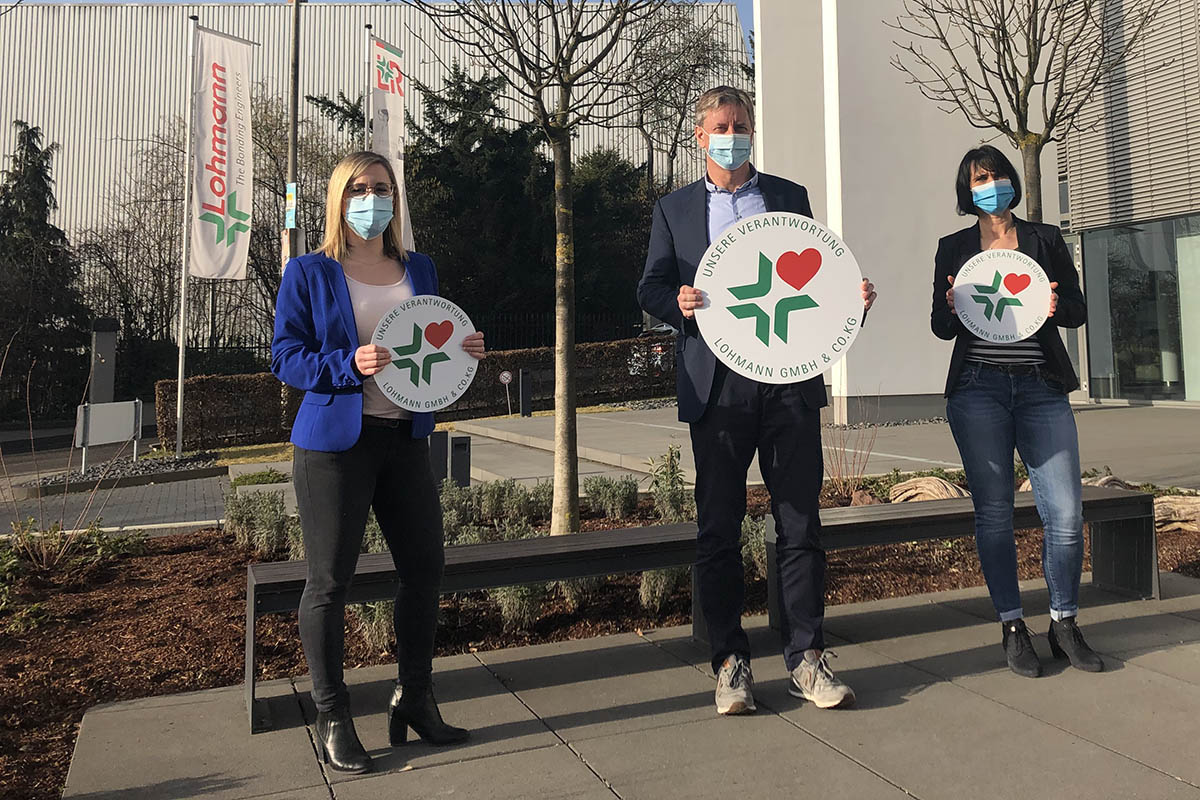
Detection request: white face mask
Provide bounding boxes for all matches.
[706,132,753,171]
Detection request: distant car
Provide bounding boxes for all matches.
[628,322,677,377]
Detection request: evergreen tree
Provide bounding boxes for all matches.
[0,120,89,419]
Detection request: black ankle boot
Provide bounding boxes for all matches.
[314,708,372,774]
[1001,619,1042,678]
[1048,617,1104,672]
[388,683,470,747]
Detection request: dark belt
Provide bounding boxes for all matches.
[972,361,1042,377]
[362,415,410,429]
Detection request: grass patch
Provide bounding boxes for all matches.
[230,468,290,488]
[213,442,294,466]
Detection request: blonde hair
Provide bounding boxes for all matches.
[319,150,408,262]
[694,85,755,129]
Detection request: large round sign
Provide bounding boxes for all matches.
[953,250,1051,343]
[371,295,478,412]
[693,212,864,384]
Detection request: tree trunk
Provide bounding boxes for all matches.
[1020,142,1044,223]
[637,109,655,196]
[549,132,580,535]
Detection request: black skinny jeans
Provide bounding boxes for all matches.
[294,419,444,713]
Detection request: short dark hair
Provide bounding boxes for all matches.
[955,145,1022,216]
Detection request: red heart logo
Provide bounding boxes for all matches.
[424,320,454,349]
[776,249,821,292]
[1003,273,1031,295]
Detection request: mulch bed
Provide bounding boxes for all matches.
[2,491,1198,800]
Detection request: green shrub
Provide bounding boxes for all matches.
[559,576,604,613]
[230,468,290,488]
[646,445,693,522]
[224,490,288,558]
[285,516,305,560]
[350,600,394,652]
[583,475,640,518]
[528,481,553,521]
[740,515,768,581]
[440,478,481,526]
[479,479,531,525]
[639,566,688,613]
[491,583,547,630]
[0,543,20,614]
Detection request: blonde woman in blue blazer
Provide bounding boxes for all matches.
[272,151,484,773]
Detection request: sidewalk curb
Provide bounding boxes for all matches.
[11,465,229,500]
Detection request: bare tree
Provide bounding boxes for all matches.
[628,4,742,193]
[888,0,1167,221]
[409,0,695,535]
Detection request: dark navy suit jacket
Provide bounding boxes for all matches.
[637,173,828,423]
[271,251,438,452]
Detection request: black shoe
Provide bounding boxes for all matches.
[314,708,372,774]
[388,683,470,747]
[1048,617,1104,672]
[1001,619,1042,678]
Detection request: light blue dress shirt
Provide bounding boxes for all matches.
[705,167,767,244]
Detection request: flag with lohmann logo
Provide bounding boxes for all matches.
[190,26,252,279]
[369,35,415,251]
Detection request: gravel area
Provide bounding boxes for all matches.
[602,397,678,411]
[21,453,219,488]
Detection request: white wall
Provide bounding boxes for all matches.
[755,0,1060,416]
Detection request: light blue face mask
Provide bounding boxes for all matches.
[345,194,394,240]
[972,179,1015,216]
[706,133,753,171]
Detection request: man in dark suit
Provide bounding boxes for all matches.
[638,86,876,715]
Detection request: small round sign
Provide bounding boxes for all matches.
[953,250,1051,343]
[499,370,513,385]
[693,212,864,384]
[371,295,478,413]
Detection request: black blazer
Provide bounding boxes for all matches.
[637,172,827,423]
[931,216,1086,396]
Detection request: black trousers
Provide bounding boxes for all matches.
[293,419,444,713]
[690,367,826,673]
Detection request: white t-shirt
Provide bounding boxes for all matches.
[344,270,414,420]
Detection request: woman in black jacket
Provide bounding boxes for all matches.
[931,145,1102,678]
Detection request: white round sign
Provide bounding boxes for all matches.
[953,250,1051,343]
[499,370,513,385]
[693,212,864,384]
[371,295,478,412]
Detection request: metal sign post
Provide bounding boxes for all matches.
[499,370,513,416]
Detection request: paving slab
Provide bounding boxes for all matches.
[294,655,559,782]
[475,633,715,741]
[763,678,1200,800]
[333,743,614,800]
[573,713,911,800]
[469,436,643,486]
[955,648,1200,787]
[1113,641,1200,686]
[62,679,322,800]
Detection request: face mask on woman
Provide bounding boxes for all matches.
[345,194,394,240]
[707,133,753,171]
[972,179,1015,216]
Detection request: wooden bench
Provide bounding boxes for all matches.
[246,522,701,732]
[764,485,1159,631]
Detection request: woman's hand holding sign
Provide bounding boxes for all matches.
[355,344,392,377]
[861,279,877,312]
[461,331,487,360]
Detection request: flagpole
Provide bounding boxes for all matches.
[175,13,199,459]
[364,24,372,150]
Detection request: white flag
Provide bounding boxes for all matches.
[369,35,415,251]
[190,26,253,279]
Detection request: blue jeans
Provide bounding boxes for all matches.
[947,363,1083,622]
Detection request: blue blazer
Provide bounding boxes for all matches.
[636,173,828,423]
[271,251,438,452]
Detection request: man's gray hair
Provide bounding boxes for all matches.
[694,85,755,128]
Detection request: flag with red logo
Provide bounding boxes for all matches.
[190,26,252,279]
[369,35,414,251]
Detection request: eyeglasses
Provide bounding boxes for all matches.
[346,182,395,198]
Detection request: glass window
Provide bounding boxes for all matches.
[1082,216,1189,401]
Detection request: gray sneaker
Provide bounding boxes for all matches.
[789,649,856,709]
[715,654,756,715]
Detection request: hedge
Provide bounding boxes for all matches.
[156,335,676,448]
